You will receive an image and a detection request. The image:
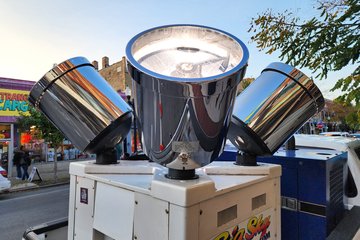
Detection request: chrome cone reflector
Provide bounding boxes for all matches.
[29,57,133,163]
[228,62,325,156]
[126,24,249,176]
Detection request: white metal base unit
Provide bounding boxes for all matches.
[67,160,281,240]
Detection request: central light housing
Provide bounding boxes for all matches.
[126,24,249,179]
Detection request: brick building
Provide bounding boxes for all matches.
[92,56,132,94]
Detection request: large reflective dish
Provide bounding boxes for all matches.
[228,62,325,156]
[126,24,249,178]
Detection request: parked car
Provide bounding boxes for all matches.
[350,133,360,139]
[319,131,351,137]
[0,152,8,172]
[0,166,11,193]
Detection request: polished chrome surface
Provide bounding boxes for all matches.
[29,57,133,153]
[228,62,325,155]
[126,24,249,170]
[129,25,244,79]
[127,24,248,82]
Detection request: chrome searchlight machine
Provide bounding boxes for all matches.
[126,24,249,179]
[27,25,329,240]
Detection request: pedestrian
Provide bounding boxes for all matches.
[13,146,24,179]
[20,149,31,180]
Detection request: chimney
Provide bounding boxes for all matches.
[102,56,109,69]
[121,56,126,90]
[92,60,98,70]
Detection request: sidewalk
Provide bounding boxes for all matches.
[9,178,39,191]
[9,176,70,192]
[7,159,93,192]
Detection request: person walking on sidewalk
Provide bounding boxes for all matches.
[20,149,31,180]
[13,146,25,179]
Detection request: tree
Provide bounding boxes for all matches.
[248,0,359,105]
[17,106,64,147]
[345,111,360,131]
[237,78,255,95]
[17,106,64,181]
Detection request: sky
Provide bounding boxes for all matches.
[0,0,356,99]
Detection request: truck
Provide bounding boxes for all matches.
[22,24,353,240]
[23,134,360,240]
[218,135,360,239]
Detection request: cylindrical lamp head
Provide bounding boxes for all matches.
[228,62,324,156]
[29,57,133,161]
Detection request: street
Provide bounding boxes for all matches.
[0,184,69,240]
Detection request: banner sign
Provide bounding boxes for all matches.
[28,167,43,182]
[211,208,275,240]
[0,88,30,116]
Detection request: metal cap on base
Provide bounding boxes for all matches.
[234,152,258,166]
[284,136,296,151]
[165,168,199,180]
[96,148,118,165]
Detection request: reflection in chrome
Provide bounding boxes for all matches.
[126,24,249,170]
[228,62,325,155]
[29,57,133,154]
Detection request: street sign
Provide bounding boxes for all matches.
[28,167,42,182]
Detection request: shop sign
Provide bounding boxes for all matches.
[21,133,32,144]
[0,89,30,116]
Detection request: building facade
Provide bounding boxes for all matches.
[93,56,132,94]
[0,77,34,176]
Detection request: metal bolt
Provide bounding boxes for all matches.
[179,152,189,160]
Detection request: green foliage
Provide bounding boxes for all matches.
[330,98,360,130]
[345,110,360,130]
[331,74,360,105]
[237,78,255,95]
[17,106,64,148]
[249,0,360,104]
[241,78,255,90]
